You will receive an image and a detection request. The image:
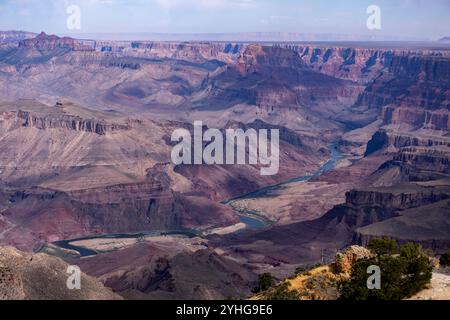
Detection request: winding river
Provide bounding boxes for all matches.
[227,142,343,229]
[51,230,198,257]
[50,142,342,257]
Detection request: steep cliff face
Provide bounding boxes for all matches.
[365,130,450,156]
[0,104,140,136]
[308,182,450,250]
[17,111,131,135]
[354,55,450,112]
[5,110,131,135]
[281,182,450,248]
[345,186,450,210]
[374,147,450,183]
[391,148,450,173]
[364,127,450,187]
[381,106,450,130]
[237,45,305,71]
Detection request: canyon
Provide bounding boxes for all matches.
[0,31,449,299]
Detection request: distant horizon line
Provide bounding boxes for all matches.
[3,29,449,43]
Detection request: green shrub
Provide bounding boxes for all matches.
[295,266,306,275]
[258,273,274,292]
[367,237,398,256]
[440,252,450,266]
[267,282,299,300]
[339,241,432,300]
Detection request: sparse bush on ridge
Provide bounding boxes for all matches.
[339,239,432,300]
[252,273,275,293]
[267,282,300,300]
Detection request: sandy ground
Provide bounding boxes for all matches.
[230,180,349,225]
[70,235,208,253]
[409,271,450,300]
[70,238,138,252]
[204,222,246,236]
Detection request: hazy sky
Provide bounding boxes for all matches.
[0,0,449,39]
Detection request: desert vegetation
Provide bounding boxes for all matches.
[252,238,434,300]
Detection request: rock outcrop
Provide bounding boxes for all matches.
[1,108,135,135]
[16,110,131,135]
[0,265,25,300]
[0,246,121,300]
[333,245,375,274]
